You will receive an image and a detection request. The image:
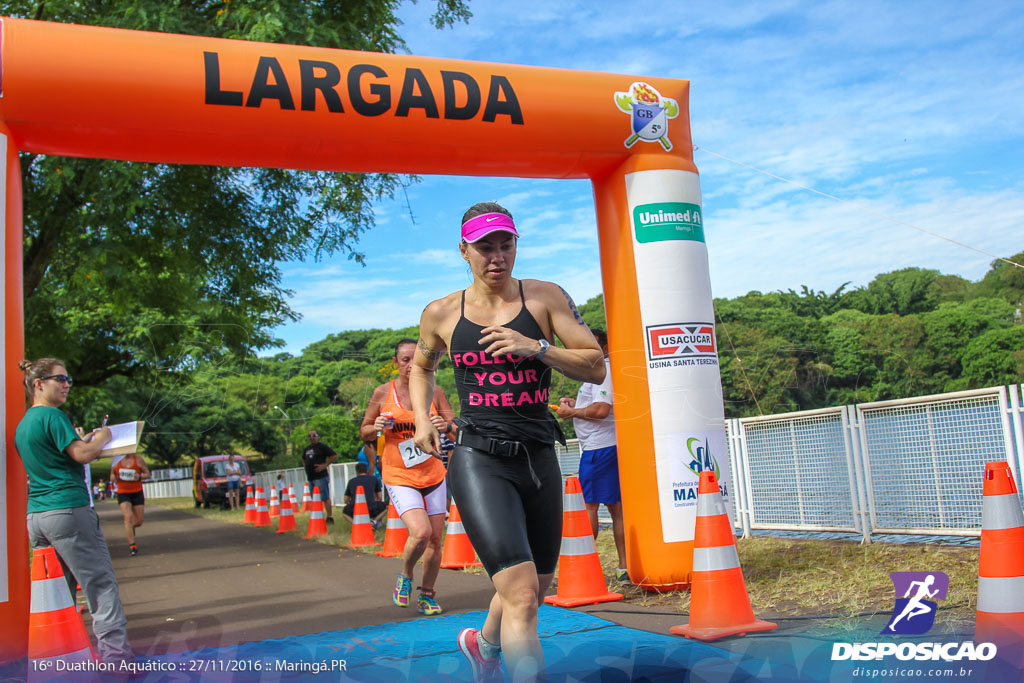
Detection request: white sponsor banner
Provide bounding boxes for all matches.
[654,430,732,542]
[626,168,729,543]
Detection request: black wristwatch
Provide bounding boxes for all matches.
[536,339,551,360]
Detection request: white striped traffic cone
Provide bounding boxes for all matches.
[544,477,622,606]
[671,471,776,641]
[348,486,378,548]
[976,461,1024,672]
[276,490,297,533]
[440,499,482,569]
[301,482,312,513]
[243,485,256,523]
[253,487,271,527]
[376,504,408,557]
[268,486,280,519]
[28,547,94,672]
[303,487,328,539]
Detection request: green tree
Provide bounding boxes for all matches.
[771,284,850,319]
[714,320,827,417]
[841,268,942,316]
[8,0,471,384]
[972,250,1024,306]
[822,309,932,403]
[577,294,607,332]
[300,408,364,467]
[959,328,1024,388]
[926,274,972,306]
[921,298,1016,391]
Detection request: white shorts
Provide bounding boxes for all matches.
[385,481,448,517]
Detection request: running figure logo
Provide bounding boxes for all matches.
[882,571,949,635]
[614,82,679,151]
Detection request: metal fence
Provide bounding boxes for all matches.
[727,385,1024,543]
[727,407,861,537]
[148,467,189,482]
[142,478,193,499]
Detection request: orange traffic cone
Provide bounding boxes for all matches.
[975,461,1024,670]
[269,486,280,519]
[28,547,94,669]
[276,491,297,533]
[243,485,256,523]
[301,482,312,513]
[440,499,482,569]
[303,487,328,539]
[671,471,777,641]
[376,504,409,557]
[544,477,622,606]
[253,488,271,527]
[289,484,298,512]
[348,486,379,548]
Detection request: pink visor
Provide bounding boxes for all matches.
[461,212,519,243]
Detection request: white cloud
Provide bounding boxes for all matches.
[705,182,1024,300]
[269,1,1024,355]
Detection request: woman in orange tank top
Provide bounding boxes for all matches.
[112,452,150,556]
[361,338,456,616]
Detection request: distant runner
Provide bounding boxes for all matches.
[361,338,456,617]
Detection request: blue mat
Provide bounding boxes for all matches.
[135,606,763,682]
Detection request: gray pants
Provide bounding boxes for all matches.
[27,505,132,663]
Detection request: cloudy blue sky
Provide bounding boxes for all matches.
[270,0,1024,356]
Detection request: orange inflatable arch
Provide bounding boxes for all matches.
[0,17,733,660]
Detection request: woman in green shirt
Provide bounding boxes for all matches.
[14,358,133,664]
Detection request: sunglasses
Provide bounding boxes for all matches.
[40,374,73,386]
[308,433,319,437]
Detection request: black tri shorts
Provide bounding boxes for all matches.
[116,490,145,507]
[446,441,563,577]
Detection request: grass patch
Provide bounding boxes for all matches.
[155,497,979,630]
[593,529,977,631]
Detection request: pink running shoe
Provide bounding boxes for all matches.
[457,628,502,682]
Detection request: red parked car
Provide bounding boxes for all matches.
[192,455,253,509]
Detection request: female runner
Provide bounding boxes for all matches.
[361,338,457,615]
[411,202,604,681]
[112,452,151,555]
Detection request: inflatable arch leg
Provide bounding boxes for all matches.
[1,123,30,661]
[594,155,732,592]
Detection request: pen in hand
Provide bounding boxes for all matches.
[102,415,109,427]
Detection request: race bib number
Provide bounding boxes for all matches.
[119,469,137,482]
[398,437,433,468]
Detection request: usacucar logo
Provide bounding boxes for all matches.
[614,82,679,151]
[646,323,716,361]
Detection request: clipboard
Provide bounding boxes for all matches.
[98,421,146,458]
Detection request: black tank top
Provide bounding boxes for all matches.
[450,280,563,445]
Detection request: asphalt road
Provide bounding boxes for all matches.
[94,501,504,656]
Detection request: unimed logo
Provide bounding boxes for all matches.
[631,201,704,243]
[645,323,716,361]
